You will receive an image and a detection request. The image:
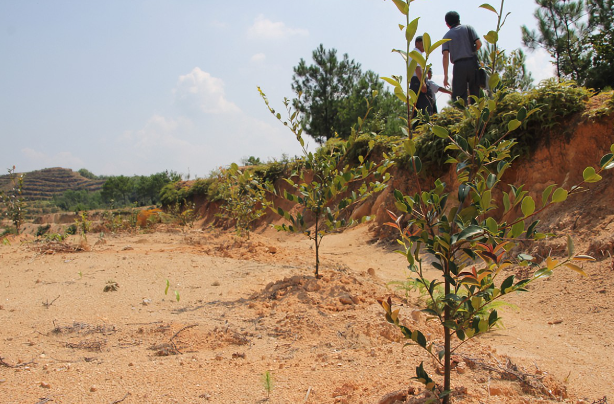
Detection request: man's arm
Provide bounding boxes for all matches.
[437,87,452,95]
[443,50,450,88]
[475,39,482,51]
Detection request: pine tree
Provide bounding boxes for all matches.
[521,0,591,83]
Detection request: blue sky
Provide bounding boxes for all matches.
[0,0,554,177]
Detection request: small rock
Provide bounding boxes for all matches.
[40,381,51,389]
[128,362,134,367]
[367,268,376,276]
[122,246,133,250]
[456,362,467,374]
[90,385,97,392]
[266,246,277,254]
[0,379,6,384]
[338,296,355,305]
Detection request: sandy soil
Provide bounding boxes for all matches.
[1,223,612,404]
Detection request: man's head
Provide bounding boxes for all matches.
[427,69,433,79]
[445,11,461,28]
[415,36,424,52]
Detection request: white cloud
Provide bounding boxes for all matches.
[247,14,308,40]
[173,67,240,115]
[525,48,556,85]
[250,53,266,63]
[21,148,85,168]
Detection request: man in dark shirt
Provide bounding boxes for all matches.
[442,11,482,104]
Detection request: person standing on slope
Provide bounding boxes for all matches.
[426,69,452,114]
[442,11,482,105]
[409,36,432,117]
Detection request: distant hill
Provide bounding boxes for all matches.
[0,167,105,201]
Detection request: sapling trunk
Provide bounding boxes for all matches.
[314,213,320,277]
[444,260,452,404]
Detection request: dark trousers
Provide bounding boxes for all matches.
[410,76,432,115]
[452,58,479,104]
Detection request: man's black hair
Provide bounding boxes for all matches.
[415,35,423,44]
[445,11,460,27]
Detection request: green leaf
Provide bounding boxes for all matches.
[510,220,525,238]
[551,188,568,203]
[583,166,603,183]
[481,190,492,210]
[501,275,514,293]
[381,76,403,89]
[479,3,498,13]
[508,119,521,131]
[487,173,497,189]
[409,50,426,67]
[404,139,416,155]
[484,30,498,44]
[541,184,556,206]
[406,17,420,42]
[432,125,449,139]
[456,225,483,242]
[423,33,432,54]
[602,154,614,170]
[165,279,170,295]
[410,156,422,173]
[488,72,500,89]
[392,0,409,15]
[503,192,511,213]
[516,107,527,121]
[429,38,451,53]
[175,290,180,302]
[486,217,498,234]
[521,196,535,217]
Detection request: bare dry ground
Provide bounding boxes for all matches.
[1,222,612,404]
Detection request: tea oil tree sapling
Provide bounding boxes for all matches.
[217,163,270,239]
[258,89,392,277]
[0,166,27,234]
[378,0,612,403]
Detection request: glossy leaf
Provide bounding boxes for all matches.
[583,166,603,183]
[551,188,568,203]
[508,119,521,131]
[521,196,535,217]
[432,125,449,139]
[484,30,498,44]
[541,184,556,206]
[392,0,409,15]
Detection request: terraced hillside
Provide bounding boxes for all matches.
[0,167,105,217]
[0,167,105,200]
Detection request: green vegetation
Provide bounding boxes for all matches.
[262,370,274,399]
[522,0,614,90]
[292,44,405,143]
[376,1,613,402]
[216,163,270,238]
[259,89,392,277]
[0,166,27,234]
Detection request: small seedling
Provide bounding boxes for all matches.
[165,279,180,301]
[78,271,83,279]
[262,370,274,399]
